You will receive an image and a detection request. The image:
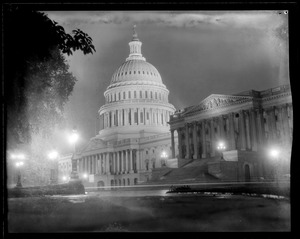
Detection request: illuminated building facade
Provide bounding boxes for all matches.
[169,85,292,181]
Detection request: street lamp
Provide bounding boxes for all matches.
[217,141,226,159]
[161,151,168,167]
[47,150,59,184]
[11,153,26,188]
[269,148,280,185]
[69,128,79,181]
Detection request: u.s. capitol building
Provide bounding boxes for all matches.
[68,28,178,188]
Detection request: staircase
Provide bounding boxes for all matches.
[143,157,223,185]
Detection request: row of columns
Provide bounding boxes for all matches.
[102,108,171,128]
[171,104,292,159]
[78,149,141,175]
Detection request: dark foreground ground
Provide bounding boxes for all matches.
[7,191,290,232]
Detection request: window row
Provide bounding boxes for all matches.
[116,70,158,77]
[106,90,168,103]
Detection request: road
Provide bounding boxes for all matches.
[7,188,290,232]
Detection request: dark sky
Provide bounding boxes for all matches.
[44,11,289,152]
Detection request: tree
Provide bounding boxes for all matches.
[3,6,96,148]
[3,6,96,186]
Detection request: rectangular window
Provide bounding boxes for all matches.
[129,109,131,124]
[134,91,137,98]
[119,92,121,100]
[140,112,144,123]
[129,91,131,99]
[134,111,138,123]
[123,92,125,99]
[145,91,148,98]
[140,91,142,98]
[151,92,153,99]
[147,112,149,120]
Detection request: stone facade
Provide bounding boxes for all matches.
[169,85,292,181]
[69,27,178,189]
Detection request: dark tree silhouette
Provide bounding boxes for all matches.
[3,6,96,148]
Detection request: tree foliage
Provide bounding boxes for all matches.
[4,6,96,148]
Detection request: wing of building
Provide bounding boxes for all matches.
[169,85,292,182]
[63,27,178,188]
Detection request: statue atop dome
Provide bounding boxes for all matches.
[132,24,139,41]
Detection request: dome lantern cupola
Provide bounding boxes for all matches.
[126,25,145,61]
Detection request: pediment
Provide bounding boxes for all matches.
[81,138,107,153]
[183,94,253,115]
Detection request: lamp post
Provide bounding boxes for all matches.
[69,128,79,182]
[217,142,226,159]
[48,150,59,184]
[11,153,26,188]
[160,151,168,167]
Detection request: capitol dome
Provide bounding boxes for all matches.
[98,26,175,141]
[110,60,163,85]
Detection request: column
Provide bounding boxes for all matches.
[125,150,129,173]
[87,156,90,174]
[106,153,110,175]
[185,123,190,159]
[112,111,115,127]
[268,107,277,143]
[111,152,115,174]
[171,129,175,158]
[131,108,134,125]
[98,155,101,175]
[218,115,225,141]
[129,149,134,173]
[119,151,123,173]
[91,155,94,174]
[136,149,140,172]
[256,109,266,149]
[245,111,251,150]
[210,119,216,157]
[201,120,207,158]
[124,109,127,125]
[117,151,120,174]
[238,110,247,150]
[229,113,236,150]
[177,128,183,158]
[192,122,198,159]
[249,109,258,151]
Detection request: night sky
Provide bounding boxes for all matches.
[43,11,289,152]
